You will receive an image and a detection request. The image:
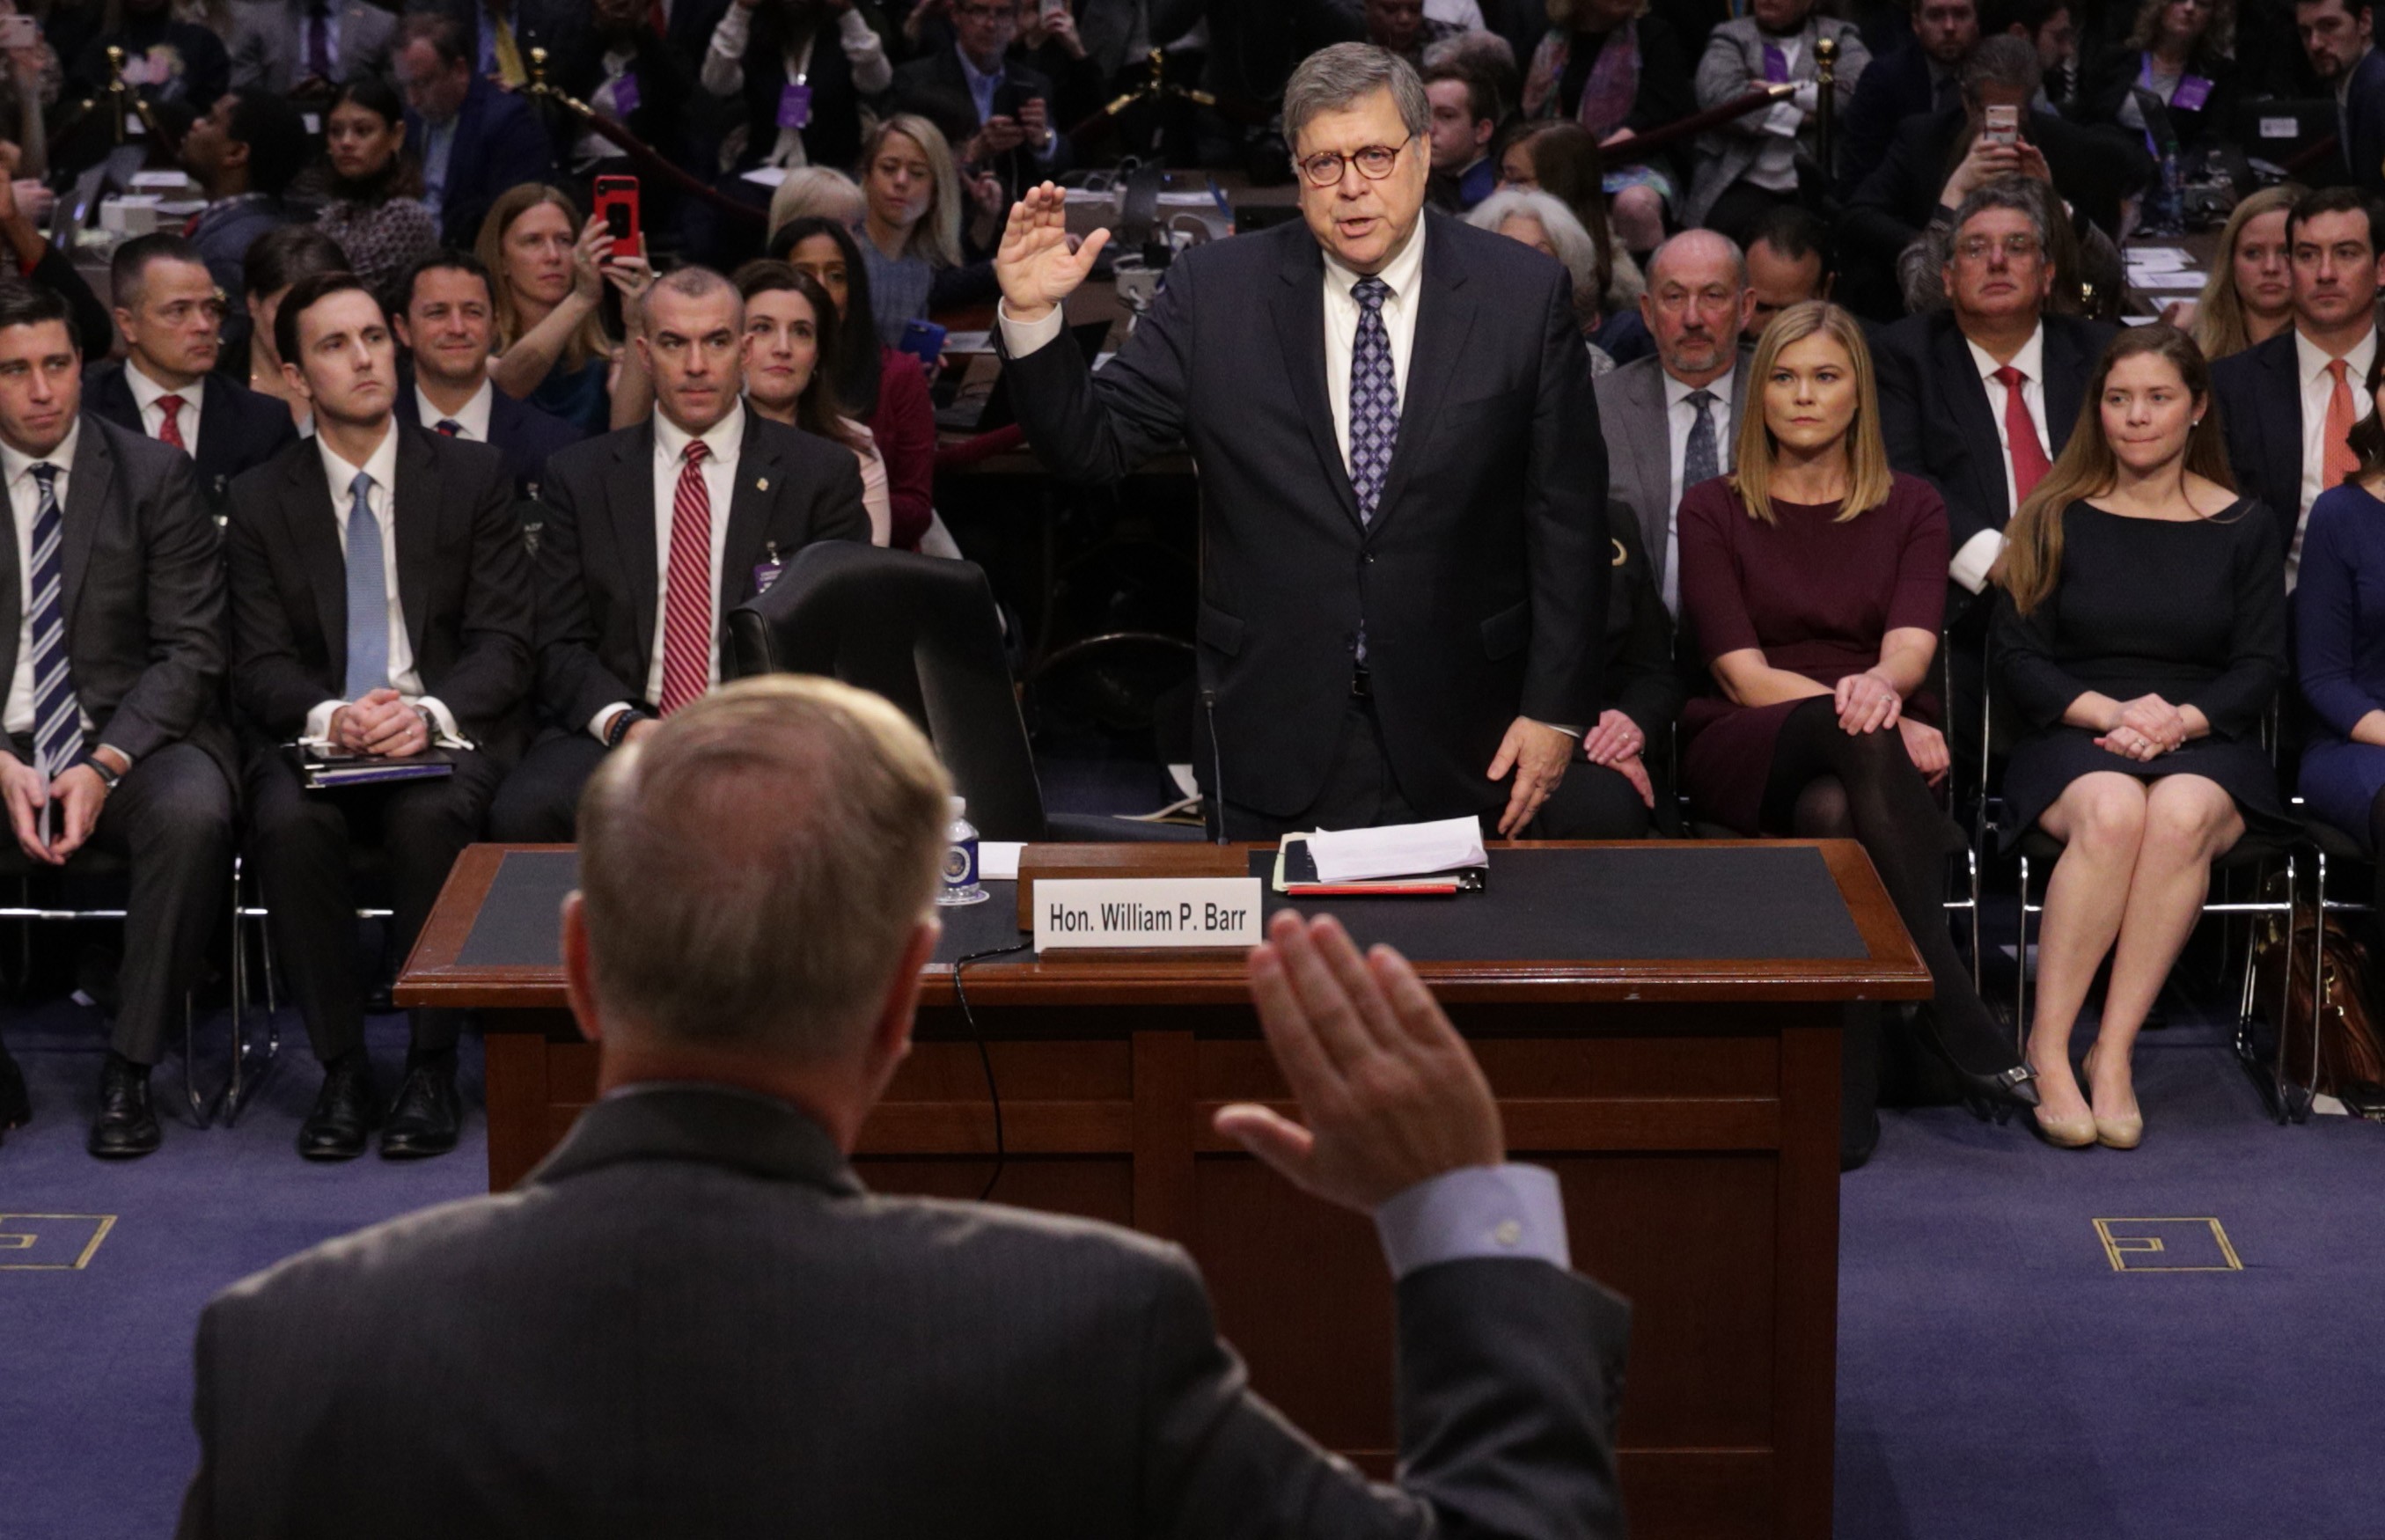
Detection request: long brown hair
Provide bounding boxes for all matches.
[730,260,863,454]
[1729,300,1895,525]
[2189,184,2301,363]
[474,184,615,373]
[1991,326,2238,613]
[1500,120,1615,310]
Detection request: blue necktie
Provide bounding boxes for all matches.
[25,464,82,780]
[1674,390,1719,614]
[343,469,390,698]
[1348,275,1398,524]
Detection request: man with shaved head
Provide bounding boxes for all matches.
[488,265,872,844]
[1594,228,1758,614]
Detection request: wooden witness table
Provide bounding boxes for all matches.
[398,840,1930,1540]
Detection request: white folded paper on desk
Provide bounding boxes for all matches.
[1305,816,1487,884]
[2126,246,2194,269]
[2126,270,2205,290]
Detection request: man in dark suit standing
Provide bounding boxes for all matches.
[999,44,1604,839]
[226,273,534,1162]
[488,267,870,842]
[893,0,1063,209]
[0,286,237,1160]
[390,250,585,496]
[393,12,561,247]
[177,675,1629,1539]
[84,234,299,517]
[2211,187,2382,581]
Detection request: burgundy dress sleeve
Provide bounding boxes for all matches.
[1883,475,1951,639]
[1677,480,1758,662]
[870,347,937,551]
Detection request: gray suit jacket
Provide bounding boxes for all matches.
[178,1085,1631,1540]
[226,0,400,94]
[1594,348,1753,610]
[0,414,236,788]
[1684,15,1870,227]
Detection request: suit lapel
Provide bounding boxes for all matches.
[1371,218,1474,533]
[2264,339,2307,544]
[392,429,436,660]
[1270,239,1362,531]
[285,444,347,671]
[1627,378,1670,574]
[0,461,20,692]
[61,420,112,637]
[1935,320,2009,520]
[613,423,661,672]
[2042,324,2087,455]
[718,414,777,622]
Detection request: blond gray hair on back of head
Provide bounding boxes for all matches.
[1282,42,1430,152]
[576,676,953,1059]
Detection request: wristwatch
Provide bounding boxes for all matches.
[604,708,650,749]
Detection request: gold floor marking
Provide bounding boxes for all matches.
[2094,1217,2243,1272]
[0,1214,118,1271]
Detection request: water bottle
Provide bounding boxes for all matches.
[938,796,988,906]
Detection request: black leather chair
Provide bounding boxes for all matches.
[728,544,1201,843]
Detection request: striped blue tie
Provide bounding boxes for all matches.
[26,464,82,781]
[343,470,389,697]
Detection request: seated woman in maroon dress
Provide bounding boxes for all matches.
[1990,326,2288,1151]
[1677,301,2037,1143]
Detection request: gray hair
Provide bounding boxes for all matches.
[641,265,742,335]
[1948,176,2052,258]
[1469,188,1600,304]
[1960,33,2044,104]
[578,677,952,1058]
[1646,227,1749,291]
[1283,42,1430,154]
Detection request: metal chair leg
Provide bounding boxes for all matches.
[177,988,216,1128]
[2014,852,2032,1057]
[224,854,281,1127]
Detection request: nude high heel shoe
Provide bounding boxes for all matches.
[2082,1045,2144,1150]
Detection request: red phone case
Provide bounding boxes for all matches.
[593,178,641,260]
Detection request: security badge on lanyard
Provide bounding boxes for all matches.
[778,78,813,128]
[754,539,787,593]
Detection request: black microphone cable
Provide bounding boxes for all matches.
[952,941,1032,1201]
[1202,688,1228,845]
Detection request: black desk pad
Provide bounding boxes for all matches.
[451,845,1868,971]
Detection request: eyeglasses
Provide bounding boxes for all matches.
[1955,233,2042,263]
[1294,136,1414,188]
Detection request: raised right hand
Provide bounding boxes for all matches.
[1941,136,2021,209]
[994,181,1108,324]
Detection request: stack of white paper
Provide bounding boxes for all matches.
[1305,817,1487,884]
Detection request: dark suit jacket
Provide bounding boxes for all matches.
[0,415,236,788]
[2078,48,2241,155]
[1837,40,1955,197]
[1002,213,1606,820]
[532,412,871,734]
[178,1084,1630,1539]
[83,362,300,515]
[2211,329,2330,554]
[224,429,534,759]
[892,48,1063,208]
[1875,309,2116,599]
[407,73,560,247]
[394,372,587,498]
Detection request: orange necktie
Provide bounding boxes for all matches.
[2324,357,2359,491]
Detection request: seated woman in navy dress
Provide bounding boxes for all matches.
[2294,350,2385,941]
[1990,326,2290,1151]
[1677,301,2037,1148]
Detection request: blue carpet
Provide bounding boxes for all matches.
[4,990,2380,1536]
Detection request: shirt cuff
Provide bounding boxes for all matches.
[407,695,469,749]
[302,699,345,744]
[589,702,635,743]
[1764,99,1802,136]
[1948,528,2007,595]
[996,297,1068,358]
[1374,1163,1570,1280]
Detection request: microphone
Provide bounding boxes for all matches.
[1202,688,1228,845]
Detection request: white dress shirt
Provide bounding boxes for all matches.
[592,402,747,739]
[1662,363,1736,613]
[1948,324,2050,595]
[304,426,460,744]
[125,361,205,460]
[2294,326,2378,583]
[414,378,495,443]
[2,424,97,743]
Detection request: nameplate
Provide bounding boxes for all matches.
[1033,877,1264,950]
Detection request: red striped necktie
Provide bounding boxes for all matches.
[659,440,713,715]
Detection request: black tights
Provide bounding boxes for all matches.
[1763,699,2015,1074]
[2368,785,2385,927]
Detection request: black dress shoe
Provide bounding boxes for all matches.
[88,1052,161,1159]
[0,1042,28,1131]
[1914,1005,2041,1113]
[380,1050,461,1160]
[298,1052,378,1162]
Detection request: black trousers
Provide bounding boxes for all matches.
[246,745,502,1063]
[18,736,235,1065]
[487,732,612,844]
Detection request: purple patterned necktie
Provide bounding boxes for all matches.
[307,0,334,80]
[1348,275,1398,524]
[1762,40,1789,85]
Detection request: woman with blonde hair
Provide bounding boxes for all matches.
[855,113,967,349]
[766,165,865,246]
[1678,301,2036,1141]
[476,183,654,436]
[2179,183,2298,360]
[1991,325,2289,1148]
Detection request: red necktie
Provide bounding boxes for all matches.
[157,393,187,451]
[435,419,463,436]
[647,0,667,33]
[658,440,713,715]
[1992,365,2051,509]
[2324,357,2359,490]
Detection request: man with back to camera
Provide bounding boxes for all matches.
[0,284,238,1159]
[389,249,586,497]
[1743,202,1835,332]
[224,270,533,1162]
[2211,186,2384,583]
[487,266,871,842]
[84,232,299,515]
[1596,227,1754,620]
[998,43,1606,840]
[175,674,1629,1537]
